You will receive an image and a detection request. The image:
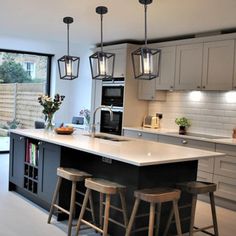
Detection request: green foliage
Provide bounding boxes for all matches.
[0,61,32,83]
[175,117,191,127]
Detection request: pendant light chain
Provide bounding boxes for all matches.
[100,13,103,52]
[67,23,70,56]
[144,3,148,47]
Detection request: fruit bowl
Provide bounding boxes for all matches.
[54,127,74,135]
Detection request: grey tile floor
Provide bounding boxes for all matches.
[0,153,236,236]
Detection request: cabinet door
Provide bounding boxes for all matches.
[197,170,213,182]
[213,175,236,201]
[123,129,158,141]
[112,48,127,77]
[138,79,156,100]
[156,46,176,90]
[9,134,25,187]
[175,43,203,90]
[158,134,215,173]
[38,142,61,204]
[202,40,234,90]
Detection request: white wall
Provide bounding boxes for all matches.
[0,36,93,123]
[148,91,236,137]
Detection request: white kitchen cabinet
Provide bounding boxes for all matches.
[197,170,213,183]
[158,134,215,179]
[123,129,158,141]
[156,46,176,90]
[213,175,236,202]
[215,144,236,179]
[174,43,203,90]
[138,80,167,101]
[112,48,127,77]
[202,40,235,90]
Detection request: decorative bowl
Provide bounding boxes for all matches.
[54,127,74,135]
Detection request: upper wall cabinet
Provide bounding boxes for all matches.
[109,47,127,77]
[202,40,235,90]
[175,43,203,90]
[156,46,176,90]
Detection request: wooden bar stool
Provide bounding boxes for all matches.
[164,181,219,236]
[75,178,128,236]
[125,187,182,236]
[47,167,94,236]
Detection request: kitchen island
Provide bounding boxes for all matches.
[9,129,224,235]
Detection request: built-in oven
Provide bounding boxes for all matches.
[101,78,124,107]
[100,109,123,135]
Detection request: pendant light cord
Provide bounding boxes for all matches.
[67,23,70,56]
[100,13,103,52]
[144,3,147,47]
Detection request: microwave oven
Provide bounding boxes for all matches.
[101,82,124,107]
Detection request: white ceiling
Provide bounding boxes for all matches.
[1,0,236,46]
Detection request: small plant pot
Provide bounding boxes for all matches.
[179,126,186,135]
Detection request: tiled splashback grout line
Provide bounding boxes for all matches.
[148,91,236,137]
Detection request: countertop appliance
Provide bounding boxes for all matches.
[143,115,160,129]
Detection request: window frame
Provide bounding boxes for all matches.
[0,48,54,95]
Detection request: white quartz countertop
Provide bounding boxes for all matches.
[123,127,236,145]
[10,129,224,167]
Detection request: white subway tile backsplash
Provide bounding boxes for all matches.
[148,91,236,137]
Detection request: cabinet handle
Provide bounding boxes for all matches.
[170,86,173,89]
[197,86,200,89]
[202,86,206,89]
[182,140,188,144]
[138,132,142,137]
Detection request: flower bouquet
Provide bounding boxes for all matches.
[38,94,65,131]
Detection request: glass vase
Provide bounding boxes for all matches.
[45,114,54,132]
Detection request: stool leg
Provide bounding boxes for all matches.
[149,202,156,236]
[88,191,96,224]
[125,198,141,236]
[155,203,162,236]
[75,188,91,236]
[189,195,197,236]
[209,192,219,236]
[173,200,182,236]
[103,194,111,236]
[67,181,77,236]
[48,177,62,224]
[163,206,173,236]
[119,191,128,227]
[99,193,104,228]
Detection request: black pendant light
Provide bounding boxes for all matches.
[132,0,161,80]
[89,6,115,80]
[58,17,80,80]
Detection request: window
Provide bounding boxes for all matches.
[0,49,53,129]
[23,62,35,78]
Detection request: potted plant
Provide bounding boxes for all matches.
[175,117,191,135]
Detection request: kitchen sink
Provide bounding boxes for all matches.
[83,134,129,142]
[166,132,229,140]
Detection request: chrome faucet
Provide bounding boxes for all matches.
[91,105,113,138]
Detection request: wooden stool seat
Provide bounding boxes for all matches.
[164,181,219,236]
[126,187,182,236]
[85,178,126,194]
[176,181,217,195]
[48,167,94,236]
[57,167,91,182]
[134,187,181,203]
[76,178,128,236]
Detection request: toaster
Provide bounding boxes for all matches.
[143,115,160,129]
